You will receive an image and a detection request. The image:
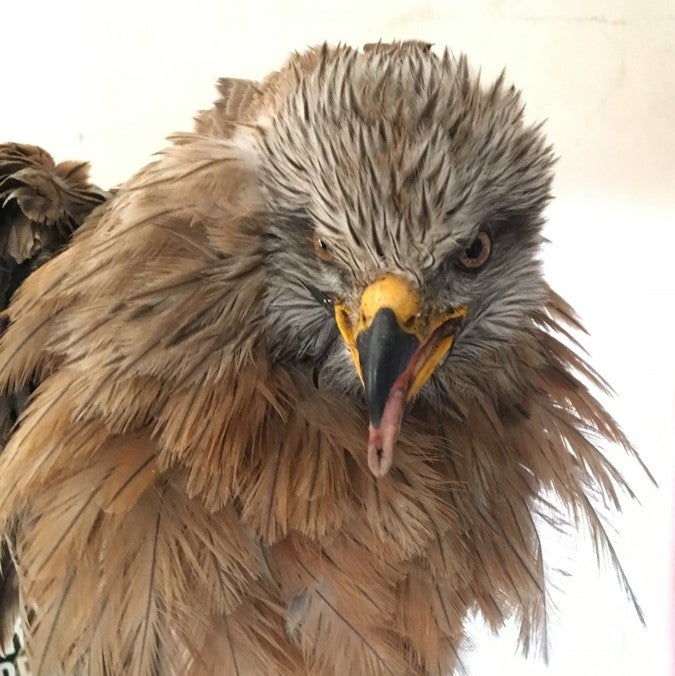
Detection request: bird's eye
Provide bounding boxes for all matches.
[458,231,491,269]
[312,231,333,262]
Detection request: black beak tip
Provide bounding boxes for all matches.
[356,308,418,427]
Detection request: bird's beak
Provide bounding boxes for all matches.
[334,274,466,477]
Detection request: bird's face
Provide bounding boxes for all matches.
[254,44,554,475]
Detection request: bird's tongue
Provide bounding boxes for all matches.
[366,368,412,477]
[361,311,465,478]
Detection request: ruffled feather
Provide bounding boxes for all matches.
[0,45,649,675]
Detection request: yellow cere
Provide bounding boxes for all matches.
[358,275,421,335]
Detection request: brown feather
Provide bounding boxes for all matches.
[0,143,108,656]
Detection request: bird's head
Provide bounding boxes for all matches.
[249,42,554,476]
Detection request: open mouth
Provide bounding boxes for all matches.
[333,273,468,478]
[365,313,465,477]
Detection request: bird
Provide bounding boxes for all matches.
[0,41,648,675]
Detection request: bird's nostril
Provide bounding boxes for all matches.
[403,315,416,331]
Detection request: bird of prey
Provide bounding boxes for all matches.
[0,41,646,675]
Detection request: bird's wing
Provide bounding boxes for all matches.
[0,130,312,674]
[0,143,109,658]
[0,143,108,266]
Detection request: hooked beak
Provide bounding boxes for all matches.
[334,274,466,477]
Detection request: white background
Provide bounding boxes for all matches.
[3,1,674,674]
